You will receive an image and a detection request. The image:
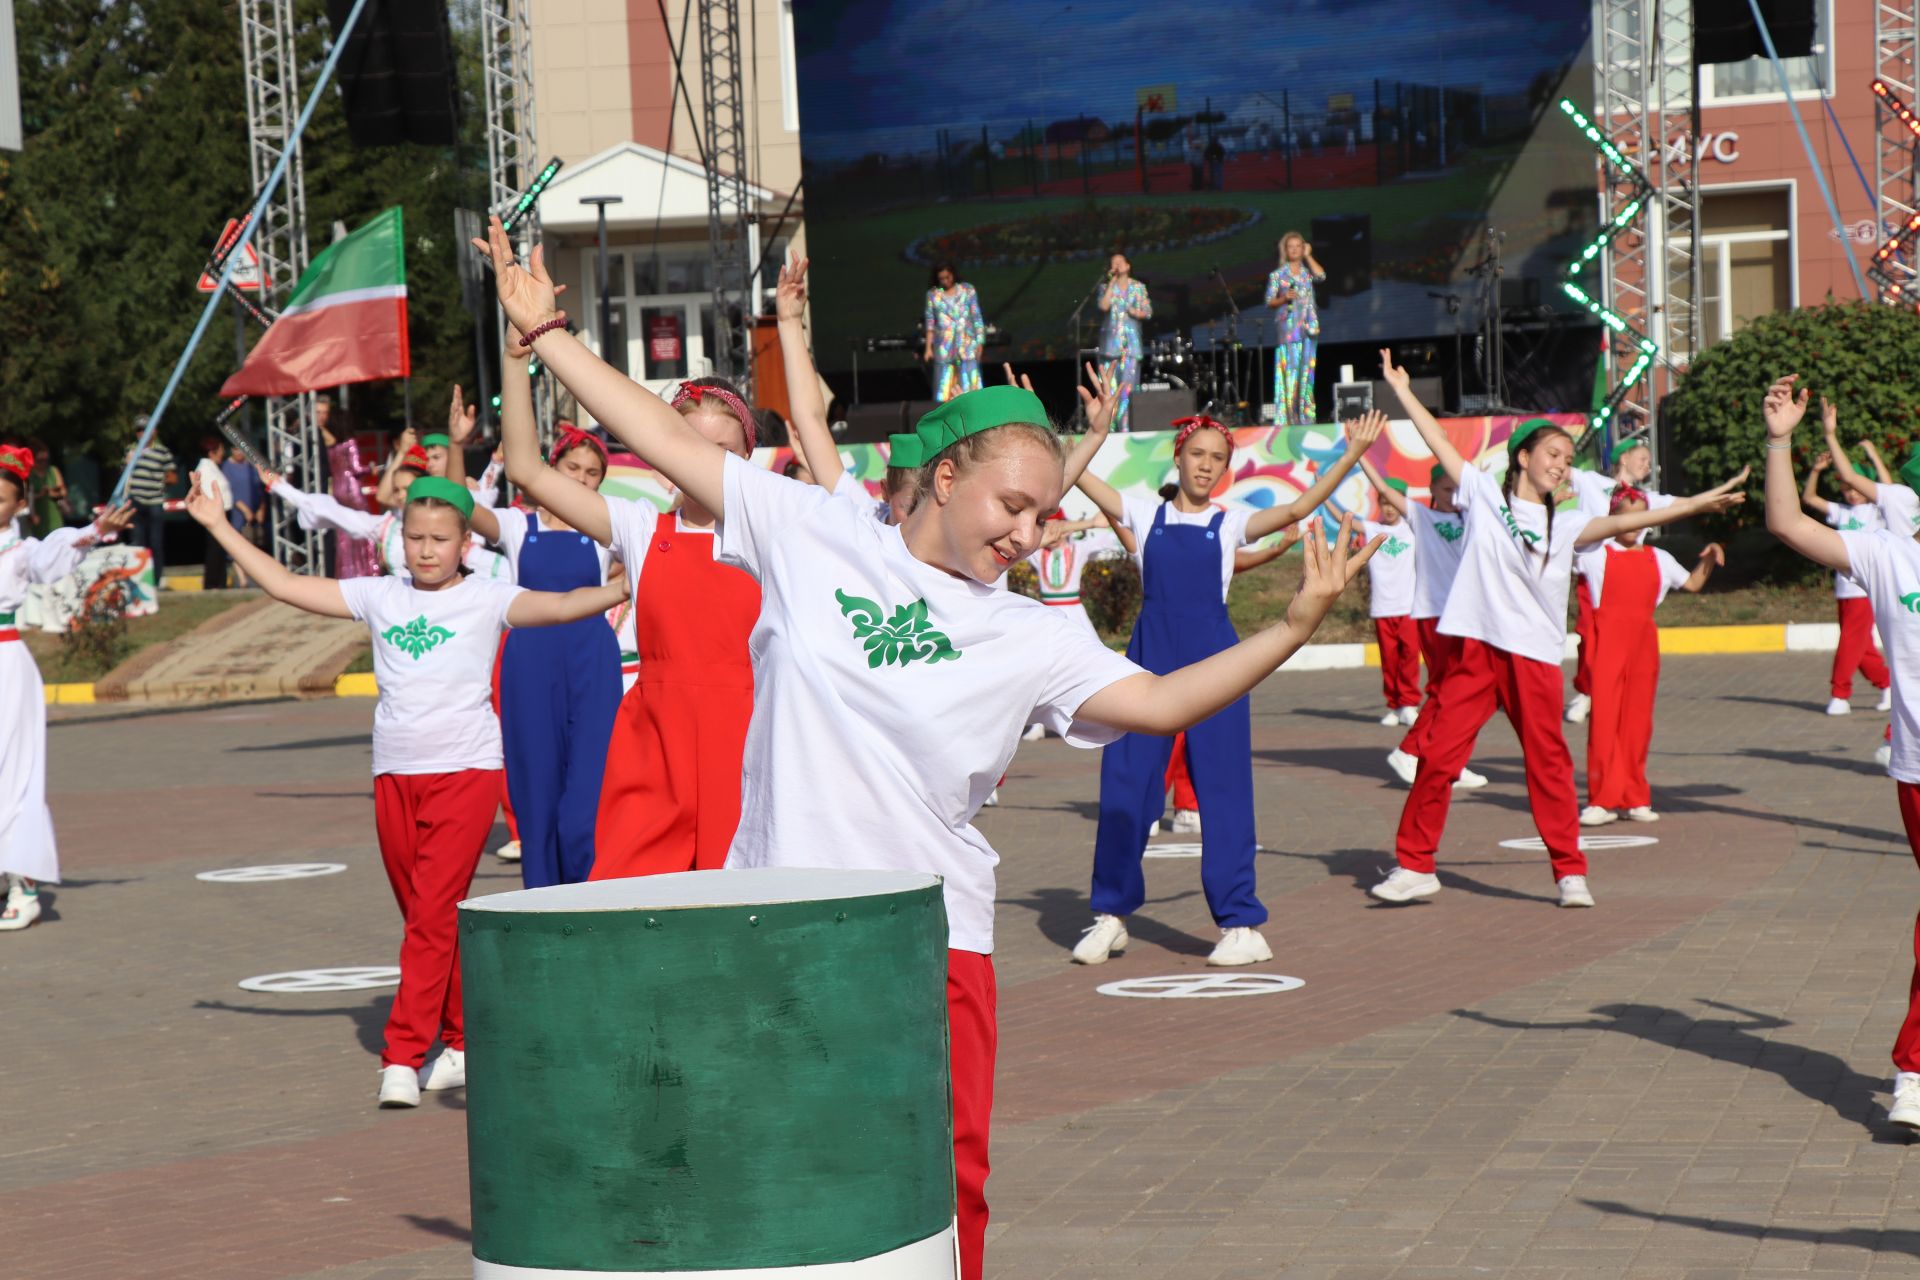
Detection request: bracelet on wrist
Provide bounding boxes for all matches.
[523,316,569,345]
[1765,441,1793,451]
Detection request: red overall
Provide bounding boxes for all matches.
[489,638,519,844]
[591,511,759,878]
[1375,615,1421,708]
[1833,596,1891,700]
[1165,734,1198,810]
[1400,618,1463,759]
[1585,548,1660,811]
[1572,578,1597,697]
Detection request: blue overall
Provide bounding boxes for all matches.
[497,516,622,888]
[1089,506,1264,927]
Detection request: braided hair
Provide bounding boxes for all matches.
[1501,424,1575,573]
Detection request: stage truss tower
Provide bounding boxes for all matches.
[481,0,554,430]
[1874,0,1920,301]
[1592,0,1699,457]
[698,0,756,392]
[239,0,324,571]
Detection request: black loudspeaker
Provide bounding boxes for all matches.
[1370,376,1443,416]
[839,400,938,444]
[1125,388,1196,433]
[1694,0,1815,64]
[1310,213,1373,297]
[327,0,460,147]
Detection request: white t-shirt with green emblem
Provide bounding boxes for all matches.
[716,453,1145,954]
[339,575,526,776]
[1826,502,1881,600]
[1405,502,1465,620]
[1439,464,1594,665]
[1839,528,1920,782]
[1877,483,1920,539]
[1360,518,1416,617]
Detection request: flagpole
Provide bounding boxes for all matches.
[110,0,373,507]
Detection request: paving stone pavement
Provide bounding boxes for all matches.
[5,655,1920,1278]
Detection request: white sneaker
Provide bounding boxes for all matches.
[1147,819,1162,837]
[1207,926,1273,967]
[1380,709,1403,726]
[1170,808,1202,834]
[495,840,521,862]
[1399,705,1419,726]
[1386,748,1420,786]
[1557,875,1596,908]
[1827,697,1852,716]
[1580,805,1618,827]
[1877,743,1895,769]
[1021,723,1048,742]
[1891,1073,1920,1129]
[0,885,41,932]
[1454,766,1488,790]
[1071,914,1128,964]
[1625,806,1659,823]
[378,1064,422,1108]
[983,789,999,807]
[419,1047,466,1092]
[1565,693,1591,723]
[1370,867,1440,903]
[1879,687,1895,713]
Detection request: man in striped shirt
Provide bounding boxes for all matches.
[125,417,178,584]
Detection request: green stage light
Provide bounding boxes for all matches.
[1568,195,1647,271]
[1557,99,1647,184]
[503,157,565,233]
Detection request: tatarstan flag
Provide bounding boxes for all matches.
[221,206,410,397]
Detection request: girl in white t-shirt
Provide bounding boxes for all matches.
[1370,349,1746,910]
[184,471,626,1110]
[1070,407,1385,968]
[1760,373,1920,1130]
[1801,446,1894,715]
[1359,478,1420,725]
[475,212,1383,1280]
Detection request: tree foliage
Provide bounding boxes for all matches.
[0,0,488,468]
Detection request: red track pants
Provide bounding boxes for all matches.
[1394,639,1586,881]
[372,769,499,1069]
[1165,734,1198,811]
[1375,615,1421,709]
[1586,561,1660,811]
[1833,597,1891,700]
[1893,785,1920,1073]
[1400,619,1463,760]
[948,949,997,1280]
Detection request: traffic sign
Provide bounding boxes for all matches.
[197,219,262,293]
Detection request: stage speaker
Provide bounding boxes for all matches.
[327,0,460,147]
[1124,388,1195,433]
[1694,0,1813,64]
[1333,382,1372,420]
[1371,376,1443,415]
[1310,213,1372,297]
[839,400,937,444]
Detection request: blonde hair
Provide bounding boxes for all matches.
[911,422,1064,515]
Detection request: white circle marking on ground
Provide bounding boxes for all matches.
[1498,834,1660,852]
[237,967,402,994]
[1143,842,1204,858]
[1096,973,1306,999]
[197,863,348,883]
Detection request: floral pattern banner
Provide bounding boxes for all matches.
[21,546,160,633]
[600,413,1589,539]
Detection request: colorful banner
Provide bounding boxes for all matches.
[21,546,160,633]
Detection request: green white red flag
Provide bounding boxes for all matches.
[220,206,410,397]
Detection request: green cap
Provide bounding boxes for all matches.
[1900,450,1920,492]
[887,433,924,470]
[420,433,452,448]
[1429,463,1450,487]
[1386,478,1409,495]
[907,386,1050,464]
[405,475,474,518]
[1506,418,1559,456]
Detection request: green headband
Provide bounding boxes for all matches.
[887,433,924,470]
[1386,478,1409,495]
[1900,450,1920,492]
[419,433,452,448]
[905,386,1050,468]
[1429,463,1450,487]
[405,476,474,518]
[1506,418,1559,456]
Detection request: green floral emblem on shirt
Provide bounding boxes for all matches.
[1500,505,1541,548]
[381,615,456,659]
[835,590,963,668]
[1381,536,1410,558]
[1900,592,1920,615]
[1435,521,1464,543]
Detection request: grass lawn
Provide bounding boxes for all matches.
[25,590,262,685]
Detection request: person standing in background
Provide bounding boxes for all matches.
[222,443,266,586]
[1265,232,1325,426]
[1097,252,1151,432]
[125,420,178,586]
[24,438,67,533]
[191,438,234,590]
[922,263,986,404]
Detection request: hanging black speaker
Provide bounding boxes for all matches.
[326,0,460,148]
[1694,0,1816,66]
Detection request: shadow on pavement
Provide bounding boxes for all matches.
[195,995,393,1056]
[998,884,1208,955]
[1580,1200,1920,1255]
[227,734,373,754]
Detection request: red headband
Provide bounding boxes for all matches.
[0,445,33,485]
[549,423,608,468]
[1171,415,1230,459]
[671,382,757,453]
[1609,484,1647,515]
[400,445,432,472]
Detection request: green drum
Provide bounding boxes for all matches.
[460,868,956,1278]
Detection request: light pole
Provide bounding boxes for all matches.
[580,196,624,364]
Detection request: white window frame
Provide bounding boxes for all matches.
[1700,0,1834,105]
[777,0,800,134]
[1699,180,1798,345]
[581,248,718,390]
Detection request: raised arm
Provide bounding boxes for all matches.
[1244,409,1386,540]
[1863,437,1895,485]
[1764,374,1851,574]
[374,428,416,511]
[26,506,131,582]
[443,385,499,543]
[184,476,351,618]
[498,334,613,546]
[505,578,630,629]
[1076,515,1381,733]
[477,217,726,520]
[1683,544,1724,593]
[1575,467,1748,548]
[1358,455,1409,517]
[1235,526,1302,572]
[264,469,385,541]
[775,253,844,493]
[1800,452,1832,517]
[1380,348,1465,483]
[1821,398,1878,500]
[1060,360,1116,490]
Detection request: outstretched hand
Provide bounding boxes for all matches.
[1699,542,1726,567]
[1378,348,1410,393]
[1820,396,1839,435]
[1811,450,1831,471]
[775,251,809,324]
[93,502,135,538]
[471,216,559,337]
[1343,408,1388,454]
[1002,362,1037,394]
[1763,375,1809,440]
[448,385,479,445]
[182,476,222,529]
[1283,513,1381,637]
[1075,360,1120,435]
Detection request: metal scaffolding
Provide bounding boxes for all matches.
[1592,0,1699,449]
[239,0,323,571]
[480,0,553,428]
[697,0,756,392]
[1874,0,1920,301]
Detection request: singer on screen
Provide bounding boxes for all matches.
[1096,251,1151,432]
[922,261,986,403]
[1265,231,1324,425]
